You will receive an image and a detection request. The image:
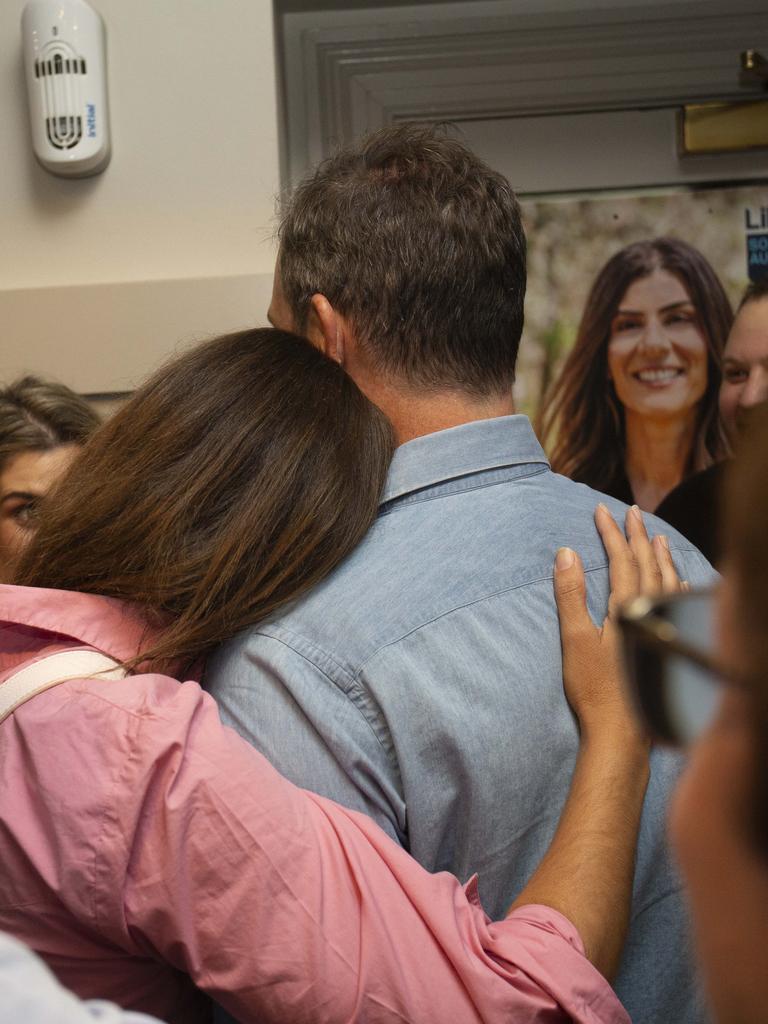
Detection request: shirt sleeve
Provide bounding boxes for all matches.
[94,676,629,1024]
[205,631,408,845]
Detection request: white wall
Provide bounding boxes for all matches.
[0,0,281,391]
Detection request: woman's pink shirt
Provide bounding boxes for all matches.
[0,584,629,1024]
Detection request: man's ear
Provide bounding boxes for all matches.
[307,294,347,366]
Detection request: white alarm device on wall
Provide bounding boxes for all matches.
[21,0,111,177]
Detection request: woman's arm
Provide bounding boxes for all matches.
[104,506,666,1022]
[511,504,682,980]
[70,672,628,1024]
[5,508,673,1023]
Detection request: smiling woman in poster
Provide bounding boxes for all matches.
[538,237,732,511]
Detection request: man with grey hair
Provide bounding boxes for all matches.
[206,125,714,1023]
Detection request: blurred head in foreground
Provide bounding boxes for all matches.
[670,402,768,1024]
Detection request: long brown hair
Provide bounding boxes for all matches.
[15,329,394,670]
[537,238,732,494]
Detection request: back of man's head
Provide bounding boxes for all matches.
[278,124,526,397]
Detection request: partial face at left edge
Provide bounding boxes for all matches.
[0,445,80,584]
[720,297,768,447]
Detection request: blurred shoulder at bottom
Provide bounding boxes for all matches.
[0,930,163,1024]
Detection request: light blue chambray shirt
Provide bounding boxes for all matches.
[205,415,716,1024]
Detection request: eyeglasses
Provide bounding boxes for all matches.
[618,589,725,747]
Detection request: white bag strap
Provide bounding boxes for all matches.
[0,648,126,725]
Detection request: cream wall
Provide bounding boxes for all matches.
[0,0,281,392]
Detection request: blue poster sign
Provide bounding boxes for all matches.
[746,207,768,282]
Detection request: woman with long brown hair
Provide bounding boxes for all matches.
[0,327,676,1023]
[538,238,732,511]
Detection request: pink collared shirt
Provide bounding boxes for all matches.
[0,584,629,1024]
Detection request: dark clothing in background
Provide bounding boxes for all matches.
[597,468,634,507]
[591,462,725,567]
[654,462,729,567]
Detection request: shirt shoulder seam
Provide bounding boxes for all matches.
[257,567,601,684]
[251,543,706,687]
[353,568,605,677]
[239,630,399,765]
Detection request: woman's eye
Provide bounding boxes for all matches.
[663,312,695,328]
[11,502,39,527]
[613,318,642,334]
[723,367,748,384]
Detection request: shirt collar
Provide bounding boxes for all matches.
[381,414,549,506]
[0,584,160,666]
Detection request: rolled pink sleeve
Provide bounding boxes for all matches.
[478,902,631,1023]
[84,675,629,1024]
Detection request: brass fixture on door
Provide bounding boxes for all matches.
[741,50,768,88]
[680,50,768,155]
